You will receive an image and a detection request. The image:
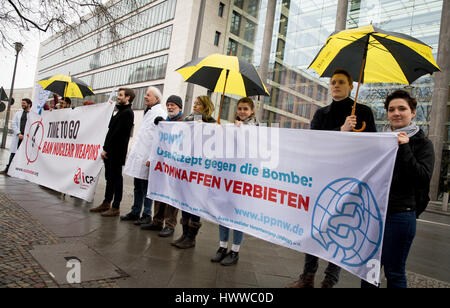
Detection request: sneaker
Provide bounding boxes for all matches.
[220,251,239,266]
[285,274,315,288]
[211,247,228,263]
[158,227,175,237]
[140,222,163,231]
[101,208,120,217]
[120,212,140,221]
[134,215,152,226]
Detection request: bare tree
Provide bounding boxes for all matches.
[0,0,138,49]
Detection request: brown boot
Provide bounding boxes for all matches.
[285,274,315,288]
[90,201,111,213]
[171,218,189,246]
[101,208,120,217]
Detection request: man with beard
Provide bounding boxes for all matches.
[90,88,135,217]
[1,98,32,175]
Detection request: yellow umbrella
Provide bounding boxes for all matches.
[176,54,269,123]
[309,25,440,131]
[38,75,94,99]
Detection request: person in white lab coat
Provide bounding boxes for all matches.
[120,86,167,225]
[1,98,32,175]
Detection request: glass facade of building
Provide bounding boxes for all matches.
[224,0,339,128]
[222,0,443,133]
[36,0,177,109]
[347,0,443,133]
[222,0,446,195]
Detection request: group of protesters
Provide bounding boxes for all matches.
[1,68,435,288]
[86,86,259,267]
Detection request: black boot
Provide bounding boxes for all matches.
[120,212,140,221]
[159,226,175,237]
[220,251,239,266]
[174,221,201,249]
[211,247,228,262]
[171,218,189,246]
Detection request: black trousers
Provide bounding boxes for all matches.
[103,158,124,209]
[4,153,15,172]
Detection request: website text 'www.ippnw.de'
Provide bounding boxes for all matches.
[232,208,304,238]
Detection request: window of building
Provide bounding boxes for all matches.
[241,45,253,62]
[227,39,238,56]
[308,85,314,98]
[230,11,242,36]
[244,19,256,43]
[234,0,244,9]
[247,0,259,18]
[214,31,221,46]
[219,2,225,17]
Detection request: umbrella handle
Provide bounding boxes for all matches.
[351,104,366,132]
[217,69,230,125]
[353,122,366,132]
[352,56,367,132]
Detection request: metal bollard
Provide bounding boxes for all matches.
[443,192,449,212]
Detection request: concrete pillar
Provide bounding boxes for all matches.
[429,0,450,201]
[443,192,449,212]
[184,0,206,116]
[335,0,349,32]
[257,0,277,121]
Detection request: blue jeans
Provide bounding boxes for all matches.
[361,211,416,288]
[219,225,244,245]
[130,178,152,217]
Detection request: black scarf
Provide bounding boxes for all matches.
[20,110,28,135]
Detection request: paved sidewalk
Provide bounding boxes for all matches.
[0,192,118,288]
[0,147,449,288]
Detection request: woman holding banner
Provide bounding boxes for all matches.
[361,90,434,288]
[210,97,259,266]
[171,96,215,249]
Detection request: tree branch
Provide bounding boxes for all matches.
[7,0,53,32]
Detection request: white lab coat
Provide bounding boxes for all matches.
[9,110,29,153]
[124,103,167,180]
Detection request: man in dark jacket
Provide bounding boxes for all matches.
[287,69,377,289]
[90,88,135,217]
[310,69,376,132]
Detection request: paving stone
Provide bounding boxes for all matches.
[0,193,119,288]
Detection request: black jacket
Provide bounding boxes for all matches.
[103,104,134,166]
[388,129,435,216]
[311,97,377,132]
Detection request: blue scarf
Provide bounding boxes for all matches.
[167,111,183,121]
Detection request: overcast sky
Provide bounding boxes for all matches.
[0,0,113,92]
[0,32,42,90]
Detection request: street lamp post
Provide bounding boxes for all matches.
[1,42,23,149]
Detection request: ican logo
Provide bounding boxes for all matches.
[311,178,383,267]
[73,168,95,190]
[25,120,45,165]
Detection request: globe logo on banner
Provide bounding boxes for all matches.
[311,178,383,267]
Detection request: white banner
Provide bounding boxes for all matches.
[9,103,115,202]
[148,122,399,285]
[32,84,51,115]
